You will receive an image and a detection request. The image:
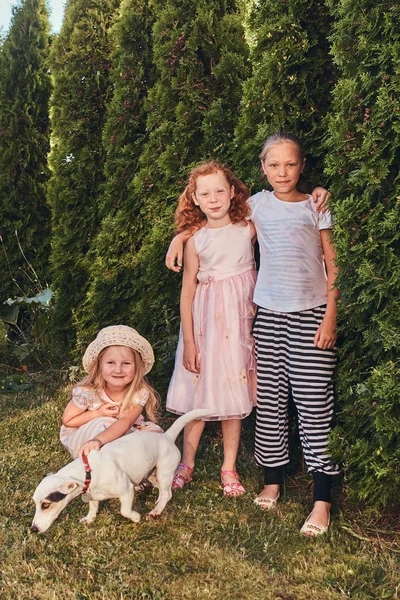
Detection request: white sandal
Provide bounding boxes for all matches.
[253,493,280,511]
[300,512,330,537]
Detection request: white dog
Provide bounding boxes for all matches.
[32,408,212,533]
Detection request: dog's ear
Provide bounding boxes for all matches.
[58,481,80,495]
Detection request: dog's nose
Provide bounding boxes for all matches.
[31,524,39,533]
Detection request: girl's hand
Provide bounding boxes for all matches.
[183,342,200,373]
[166,235,184,272]
[79,438,102,457]
[312,187,331,213]
[96,403,119,418]
[313,316,337,349]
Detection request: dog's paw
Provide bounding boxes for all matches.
[123,511,141,523]
[79,516,95,525]
[146,510,162,520]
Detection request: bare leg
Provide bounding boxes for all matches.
[221,419,241,480]
[220,419,245,495]
[174,420,206,482]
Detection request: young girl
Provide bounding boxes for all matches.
[166,161,257,496]
[250,133,339,537]
[166,135,337,536]
[60,325,162,458]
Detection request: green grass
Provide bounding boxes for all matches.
[0,371,399,600]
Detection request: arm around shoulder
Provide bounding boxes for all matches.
[311,187,331,213]
[165,223,205,272]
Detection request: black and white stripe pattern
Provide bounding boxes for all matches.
[253,306,339,475]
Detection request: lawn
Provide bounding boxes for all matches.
[0,371,399,600]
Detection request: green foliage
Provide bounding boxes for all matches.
[75,0,250,393]
[73,0,156,356]
[233,0,334,190]
[325,0,400,509]
[125,0,250,390]
[0,287,56,366]
[0,0,51,301]
[47,0,121,348]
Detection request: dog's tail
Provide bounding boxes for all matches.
[164,408,215,443]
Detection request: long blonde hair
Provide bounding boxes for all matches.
[78,346,160,422]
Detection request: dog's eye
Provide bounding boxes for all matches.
[41,502,51,510]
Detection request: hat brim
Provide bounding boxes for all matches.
[82,327,154,375]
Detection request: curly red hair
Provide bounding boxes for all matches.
[175,161,250,233]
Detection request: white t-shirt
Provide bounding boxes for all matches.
[248,190,333,313]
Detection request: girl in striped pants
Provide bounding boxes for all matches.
[251,133,339,536]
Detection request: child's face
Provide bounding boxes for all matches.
[100,346,136,391]
[192,171,234,227]
[261,142,305,198]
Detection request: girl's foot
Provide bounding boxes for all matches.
[221,471,245,497]
[172,463,194,490]
[253,484,280,510]
[300,501,331,537]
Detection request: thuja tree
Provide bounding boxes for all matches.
[233,0,334,190]
[0,0,51,300]
[77,0,249,390]
[74,0,156,353]
[325,0,400,509]
[48,0,120,347]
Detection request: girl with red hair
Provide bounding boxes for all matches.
[166,161,257,496]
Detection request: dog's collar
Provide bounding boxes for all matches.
[81,454,92,494]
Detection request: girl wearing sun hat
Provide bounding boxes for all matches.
[60,325,162,459]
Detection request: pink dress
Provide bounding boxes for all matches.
[166,221,257,421]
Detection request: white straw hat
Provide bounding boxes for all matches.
[82,325,155,375]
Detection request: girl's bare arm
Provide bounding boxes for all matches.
[165,231,191,272]
[62,400,118,427]
[313,229,340,349]
[180,237,200,373]
[79,405,143,456]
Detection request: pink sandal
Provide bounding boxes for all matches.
[221,470,245,497]
[172,463,194,490]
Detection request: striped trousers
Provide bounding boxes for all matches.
[253,306,339,475]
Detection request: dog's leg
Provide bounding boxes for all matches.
[80,500,99,525]
[148,472,173,518]
[119,488,141,523]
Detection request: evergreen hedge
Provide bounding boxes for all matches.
[233,0,334,190]
[0,0,51,300]
[74,0,156,354]
[76,0,250,393]
[47,0,120,348]
[325,0,400,509]
[0,0,398,511]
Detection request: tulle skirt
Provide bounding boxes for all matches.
[166,269,257,421]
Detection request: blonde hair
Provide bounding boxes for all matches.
[259,132,308,193]
[77,346,160,422]
[259,132,306,162]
